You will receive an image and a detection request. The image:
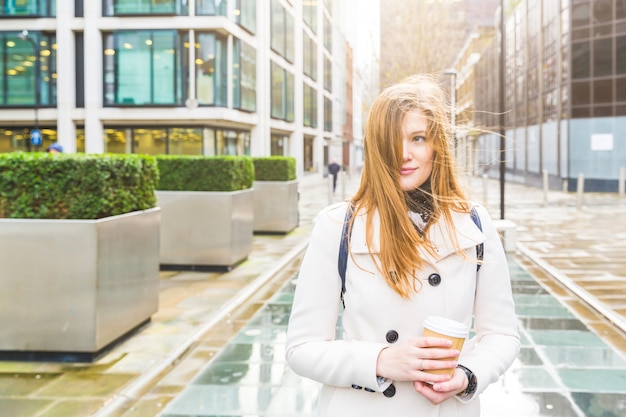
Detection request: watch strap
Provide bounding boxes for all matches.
[456,364,477,398]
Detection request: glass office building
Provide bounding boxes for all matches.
[473,0,625,192]
[0,0,349,177]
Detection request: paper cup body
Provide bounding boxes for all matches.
[423,316,468,376]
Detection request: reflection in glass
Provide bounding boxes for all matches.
[169,128,202,155]
[104,0,188,16]
[196,0,227,16]
[0,31,56,107]
[104,30,183,106]
[0,0,55,16]
[196,33,227,106]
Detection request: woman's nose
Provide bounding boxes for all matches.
[402,143,412,160]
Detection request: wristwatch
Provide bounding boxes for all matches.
[456,364,477,398]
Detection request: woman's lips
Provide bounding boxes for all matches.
[401,167,416,175]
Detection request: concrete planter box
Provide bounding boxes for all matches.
[0,208,161,358]
[156,189,253,270]
[253,180,299,234]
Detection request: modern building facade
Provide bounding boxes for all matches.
[0,0,357,177]
[473,0,626,192]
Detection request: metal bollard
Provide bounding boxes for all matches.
[619,167,625,198]
[576,172,584,209]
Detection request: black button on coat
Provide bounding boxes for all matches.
[428,273,441,286]
[385,330,399,343]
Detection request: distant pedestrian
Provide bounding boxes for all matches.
[46,143,63,154]
[328,158,341,192]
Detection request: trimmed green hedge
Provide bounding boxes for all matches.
[156,155,254,192]
[0,152,158,219]
[252,156,296,181]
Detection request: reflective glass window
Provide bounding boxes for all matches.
[593,79,613,103]
[104,30,185,106]
[270,61,293,121]
[235,0,256,34]
[0,127,56,153]
[0,31,56,107]
[572,81,590,105]
[270,0,294,63]
[571,40,590,78]
[303,82,317,128]
[324,96,332,132]
[593,38,612,77]
[617,77,626,101]
[103,0,188,16]
[0,0,55,16]
[617,36,626,74]
[103,127,202,155]
[196,0,227,15]
[233,39,256,112]
[271,134,288,156]
[213,128,250,156]
[572,3,591,27]
[324,15,332,52]
[133,128,167,155]
[303,1,317,34]
[324,56,332,92]
[168,127,203,154]
[592,0,613,23]
[303,33,317,81]
[196,32,227,106]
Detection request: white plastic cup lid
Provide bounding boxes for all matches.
[423,316,468,339]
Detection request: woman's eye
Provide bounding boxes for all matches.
[412,135,426,142]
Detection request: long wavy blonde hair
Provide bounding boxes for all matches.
[351,74,470,299]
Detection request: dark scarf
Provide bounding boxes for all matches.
[404,180,434,227]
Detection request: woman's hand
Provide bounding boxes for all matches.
[375,336,460,383]
[413,367,468,404]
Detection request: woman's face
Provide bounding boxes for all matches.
[399,109,434,191]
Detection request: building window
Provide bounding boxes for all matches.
[324,96,332,132]
[196,0,227,16]
[303,33,317,81]
[233,39,256,112]
[195,32,227,106]
[571,40,590,79]
[324,56,332,92]
[303,0,317,34]
[303,82,317,128]
[324,14,332,52]
[0,127,56,153]
[271,61,294,121]
[271,133,288,156]
[0,0,55,16]
[270,0,294,63]
[0,31,57,108]
[103,0,188,16]
[209,128,251,156]
[104,30,185,106]
[103,127,203,155]
[304,136,315,172]
[235,0,256,34]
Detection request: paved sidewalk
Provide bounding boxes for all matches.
[0,171,624,417]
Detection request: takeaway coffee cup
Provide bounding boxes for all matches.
[422,315,468,376]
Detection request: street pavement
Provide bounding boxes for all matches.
[0,170,624,417]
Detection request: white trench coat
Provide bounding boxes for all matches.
[286,202,520,417]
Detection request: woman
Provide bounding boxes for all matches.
[285,75,519,417]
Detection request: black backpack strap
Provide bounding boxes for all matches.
[338,203,354,307]
[470,206,484,271]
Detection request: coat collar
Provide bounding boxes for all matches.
[349,206,485,264]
